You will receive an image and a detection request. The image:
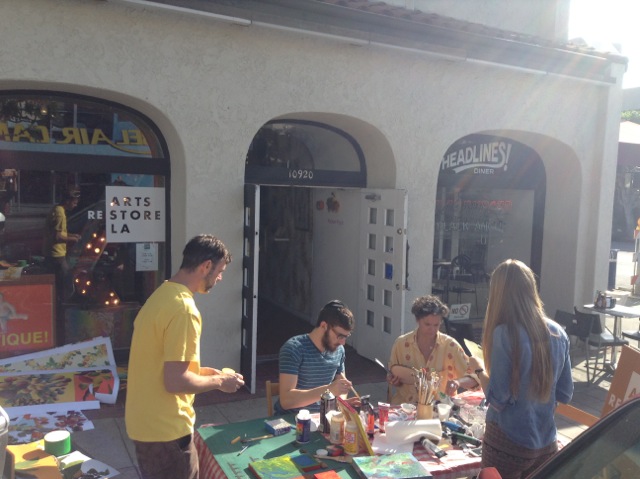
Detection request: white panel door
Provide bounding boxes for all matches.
[354,189,408,363]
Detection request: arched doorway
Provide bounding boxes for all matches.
[241,117,407,392]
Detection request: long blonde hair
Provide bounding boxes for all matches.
[482,259,553,401]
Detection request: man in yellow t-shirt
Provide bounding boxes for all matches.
[125,234,244,479]
[43,187,81,345]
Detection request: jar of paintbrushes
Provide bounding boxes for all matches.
[415,368,440,419]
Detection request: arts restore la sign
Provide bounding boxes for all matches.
[106,186,165,243]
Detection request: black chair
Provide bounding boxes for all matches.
[443,316,474,356]
[449,254,479,313]
[622,321,640,347]
[573,307,629,384]
[432,261,451,302]
[554,309,578,361]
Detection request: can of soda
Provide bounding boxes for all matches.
[319,389,336,433]
[295,409,311,444]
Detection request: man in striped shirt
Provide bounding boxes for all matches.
[275,300,357,414]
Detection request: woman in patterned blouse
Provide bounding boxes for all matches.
[387,294,479,404]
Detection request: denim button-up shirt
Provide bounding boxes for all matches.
[485,318,573,449]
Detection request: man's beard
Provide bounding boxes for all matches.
[322,329,338,353]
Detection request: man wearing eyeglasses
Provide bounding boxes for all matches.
[275,300,357,415]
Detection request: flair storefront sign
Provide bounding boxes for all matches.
[0,122,151,156]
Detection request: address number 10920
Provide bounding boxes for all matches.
[288,169,314,180]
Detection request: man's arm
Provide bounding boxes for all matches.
[278,372,353,410]
[164,361,243,394]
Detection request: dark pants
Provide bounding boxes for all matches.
[133,434,199,479]
[45,256,71,345]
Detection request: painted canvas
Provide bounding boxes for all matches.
[248,455,304,479]
[0,337,116,373]
[0,368,118,409]
[8,406,95,444]
[352,452,433,479]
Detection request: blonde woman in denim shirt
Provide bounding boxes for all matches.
[469,260,573,479]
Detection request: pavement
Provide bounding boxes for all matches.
[60,246,640,478]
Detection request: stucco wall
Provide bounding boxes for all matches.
[0,0,622,369]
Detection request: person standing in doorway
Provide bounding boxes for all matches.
[469,259,573,479]
[125,234,244,479]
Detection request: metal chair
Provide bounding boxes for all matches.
[449,254,479,312]
[443,316,474,356]
[573,307,628,384]
[265,380,280,416]
[554,309,578,362]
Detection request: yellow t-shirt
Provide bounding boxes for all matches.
[42,205,67,258]
[125,281,202,442]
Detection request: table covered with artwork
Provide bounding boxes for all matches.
[195,406,483,479]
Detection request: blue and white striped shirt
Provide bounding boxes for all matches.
[274,334,345,414]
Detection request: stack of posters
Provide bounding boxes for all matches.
[0,337,119,443]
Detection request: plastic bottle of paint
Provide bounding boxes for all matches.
[295,409,311,444]
[343,420,358,455]
[329,411,345,444]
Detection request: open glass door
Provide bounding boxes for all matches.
[240,184,259,393]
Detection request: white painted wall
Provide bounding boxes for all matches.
[0,0,623,369]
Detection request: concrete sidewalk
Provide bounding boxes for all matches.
[69,352,614,479]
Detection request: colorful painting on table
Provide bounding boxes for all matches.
[8,407,95,444]
[0,337,116,373]
[0,368,118,409]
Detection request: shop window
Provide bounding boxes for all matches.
[0,92,169,357]
[433,134,545,319]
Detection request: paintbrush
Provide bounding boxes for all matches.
[241,433,274,443]
[374,358,391,374]
[350,386,360,398]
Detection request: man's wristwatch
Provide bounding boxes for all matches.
[474,368,484,375]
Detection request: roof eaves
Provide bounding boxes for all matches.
[112,0,626,83]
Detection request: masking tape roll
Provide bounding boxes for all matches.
[44,430,71,457]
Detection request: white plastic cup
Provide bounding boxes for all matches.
[437,403,452,422]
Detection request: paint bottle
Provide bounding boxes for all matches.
[366,404,376,438]
[343,420,358,455]
[295,409,311,444]
[329,411,345,445]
